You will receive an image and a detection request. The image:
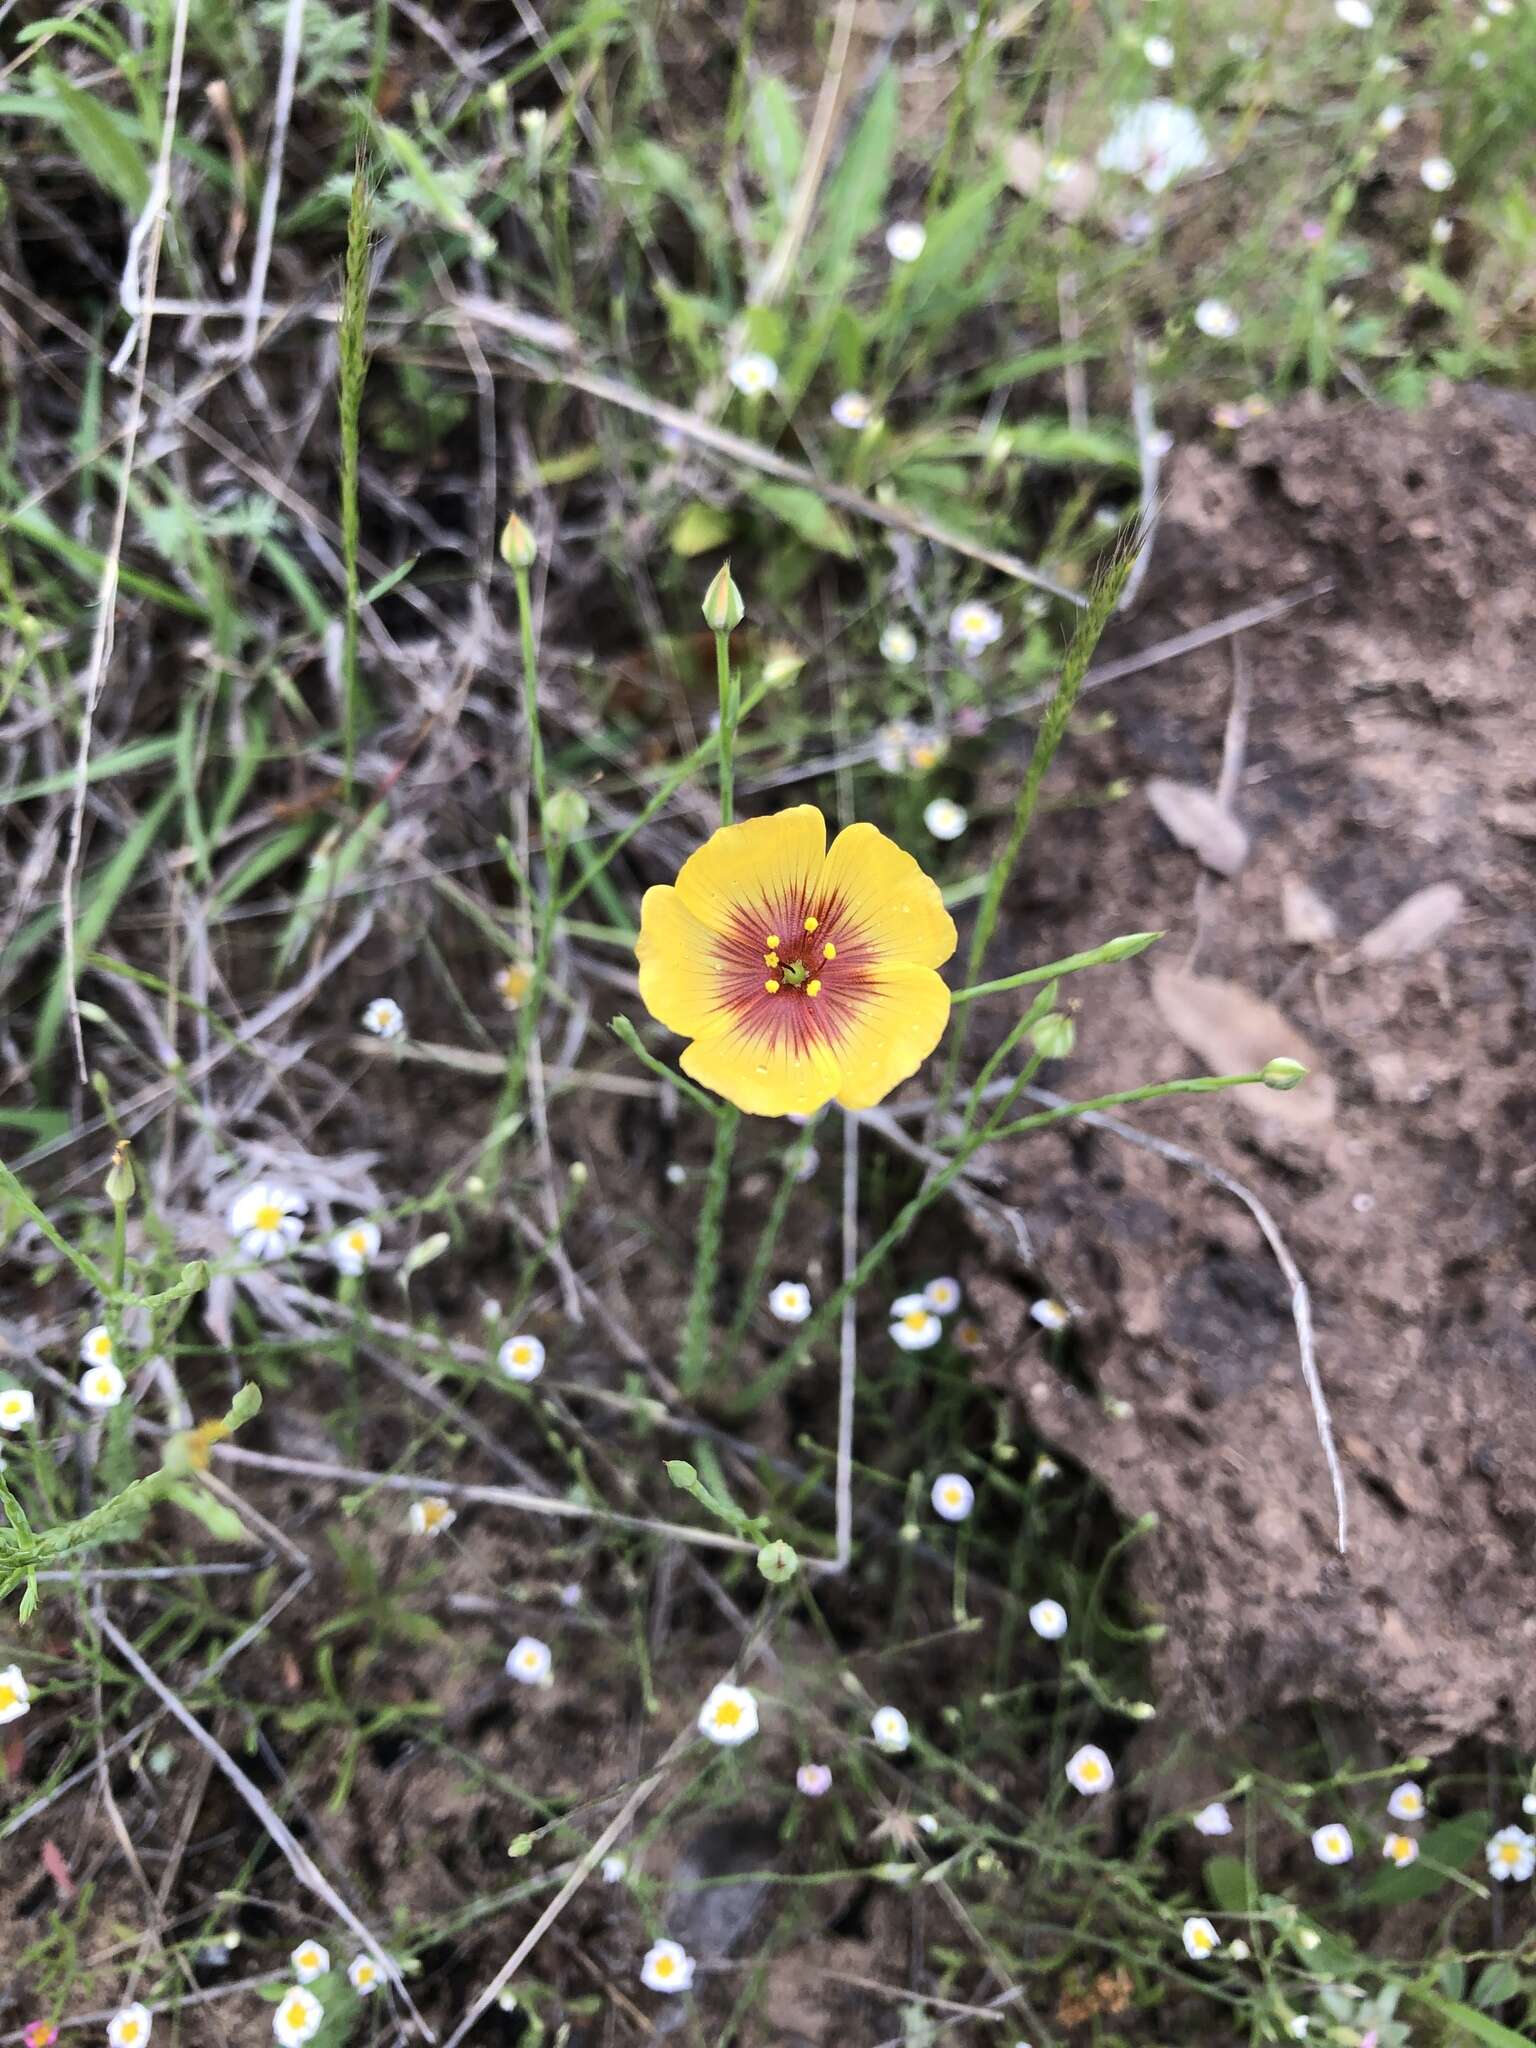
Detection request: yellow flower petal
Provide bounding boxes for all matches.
[681,1015,843,1117]
[672,805,826,935]
[635,886,728,1040]
[818,823,957,970]
[832,965,952,1110]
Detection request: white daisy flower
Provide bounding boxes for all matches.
[930,1473,975,1522]
[640,1938,695,1994]
[769,1281,812,1324]
[107,2008,152,2048]
[228,1183,307,1262]
[347,1954,382,1994]
[1487,1826,1536,1882]
[1523,1793,1536,1816]
[1029,1598,1068,1640]
[728,352,779,397]
[272,1989,323,2048]
[875,720,917,773]
[1096,100,1212,194]
[1311,1822,1353,1865]
[1419,156,1455,192]
[923,797,969,842]
[1143,34,1175,66]
[80,1325,114,1368]
[78,1363,126,1411]
[1065,1744,1114,1795]
[948,600,1003,654]
[871,1705,910,1754]
[885,219,926,263]
[1033,1453,1061,1481]
[408,1496,456,1538]
[878,623,917,666]
[1387,1780,1425,1821]
[698,1681,759,1746]
[1194,298,1241,339]
[1430,215,1454,245]
[1376,103,1405,135]
[1382,1832,1419,1867]
[495,961,534,1010]
[507,1636,553,1687]
[890,1296,944,1351]
[361,997,405,1040]
[290,1939,330,1983]
[499,1334,546,1382]
[923,1277,961,1315]
[601,1853,627,1883]
[0,1387,36,1431]
[1193,1801,1233,1836]
[1030,1297,1072,1331]
[0,1664,31,1724]
[796,1761,832,1797]
[1335,0,1373,23]
[330,1220,380,1277]
[830,391,874,430]
[1182,1915,1220,1960]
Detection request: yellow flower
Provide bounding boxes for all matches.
[635,806,957,1117]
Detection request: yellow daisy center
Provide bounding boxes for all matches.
[903,1309,928,1331]
[347,1231,367,1253]
[512,1344,531,1365]
[93,1373,116,1398]
[942,1486,962,1507]
[654,1953,675,1979]
[1500,1842,1520,1864]
[0,1682,16,1710]
[120,2027,139,2045]
[356,1964,375,1984]
[1080,1759,1102,1784]
[283,2005,307,2030]
[253,1202,282,1231]
[713,1697,743,1728]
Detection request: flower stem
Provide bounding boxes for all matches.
[337,151,372,808]
[949,930,1162,1006]
[680,1104,740,1395]
[514,563,547,820]
[714,626,735,827]
[727,1120,820,1354]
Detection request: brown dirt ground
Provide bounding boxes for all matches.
[970,384,1536,1757]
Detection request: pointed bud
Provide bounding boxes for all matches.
[702,561,745,634]
[664,1459,698,1490]
[1261,1056,1307,1091]
[498,511,537,570]
[756,1539,798,1584]
[105,1141,135,1208]
[1029,1012,1076,1060]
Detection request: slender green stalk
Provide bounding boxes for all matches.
[936,545,1136,1113]
[949,931,1162,1006]
[514,564,547,818]
[680,1105,740,1395]
[609,1017,720,1118]
[338,153,373,807]
[727,1122,819,1354]
[715,626,734,827]
[733,1067,1271,1415]
[960,981,1058,1133]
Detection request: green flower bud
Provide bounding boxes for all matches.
[1029,1012,1076,1060]
[702,561,745,634]
[498,511,537,570]
[104,1141,135,1208]
[1261,1056,1308,1091]
[756,1539,798,1583]
[760,642,804,689]
[507,1832,534,1859]
[542,787,590,838]
[664,1459,698,1490]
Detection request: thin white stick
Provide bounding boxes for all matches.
[60,0,191,1081]
[94,1611,435,2039]
[239,0,305,358]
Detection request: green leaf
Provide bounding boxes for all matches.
[746,76,804,219]
[1473,1962,1522,2011]
[1363,1809,1488,1903]
[164,1481,246,1544]
[749,481,856,560]
[32,65,150,209]
[1403,262,1469,319]
[34,785,177,1067]
[814,70,897,279]
[670,502,734,558]
[1008,419,1140,470]
[376,122,493,256]
[896,180,999,308]
[1203,1854,1254,1915]
[1409,1990,1533,2048]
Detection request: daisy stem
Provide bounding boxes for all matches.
[680,1103,740,1394]
[735,1068,1271,1418]
[934,544,1136,1122]
[514,563,547,819]
[714,625,735,826]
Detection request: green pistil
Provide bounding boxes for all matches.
[781,961,809,988]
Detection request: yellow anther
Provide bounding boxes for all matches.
[765,979,780,994]
[766,934,781,948]
[822,942,836,960]
[764,951,779,967]
[806,978,822,997]
[803,915,819,933]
